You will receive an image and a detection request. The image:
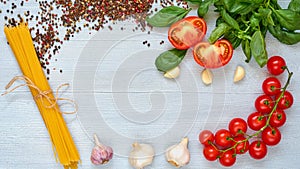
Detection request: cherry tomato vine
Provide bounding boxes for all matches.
[199,56,294,167]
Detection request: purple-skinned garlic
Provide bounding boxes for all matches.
[90,134,113,165]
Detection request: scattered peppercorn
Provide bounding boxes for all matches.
[0,0,187,77]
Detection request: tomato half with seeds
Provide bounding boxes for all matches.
[193,39,233,68]
[168,16,207,50]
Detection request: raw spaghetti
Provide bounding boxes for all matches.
[4,22,80,169]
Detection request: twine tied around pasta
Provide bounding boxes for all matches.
[2,75,78,114]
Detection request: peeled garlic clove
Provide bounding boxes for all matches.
[128,142,155,169]
[164,66,180,79]
[201,69,213,85]
[165,137,190,167]
[90,134,113,165]
[234,66,245,83]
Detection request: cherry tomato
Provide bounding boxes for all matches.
[219,150,236,167]
[275,91,294,110]
[247,112,267,131]
[267,56,286,75]
[215,129,233,148]
[193,39,233,69]
[199,130,214,146]
[262,126,281,146]
[203,145,220,161]
[249,140,268,160]
[269,109,286,128]
[228,118,247,136]
[168,16,207,50]
[234,136,249,154]
[262,77,281,96]
[255,95,275,114]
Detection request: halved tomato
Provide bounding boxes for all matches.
[168,16,207,50]
[193,39,233,69]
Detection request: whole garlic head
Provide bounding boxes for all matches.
[90,134,113,165]
[165,137,190,167]
[128,142,155,169]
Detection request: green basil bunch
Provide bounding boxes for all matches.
[185,0,300,67]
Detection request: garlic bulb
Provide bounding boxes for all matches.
[90,134,113,165]
[128,142,155,169]
[165,137,190,167]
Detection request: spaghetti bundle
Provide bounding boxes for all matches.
[4,23,80,169]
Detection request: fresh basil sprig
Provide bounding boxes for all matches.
[155,48,187,72]
[146,6,192,27]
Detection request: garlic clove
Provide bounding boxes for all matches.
[90,134,113,165]
[164,66,180,79]
[128,142,155,169]
[165,137,190,168]
[201,69,213,85]
[234,66,245,83]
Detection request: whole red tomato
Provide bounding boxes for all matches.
[262,77,281,96]
[214,129,233,148]
[219,150,236,167]
[267,56,286,75]
[203,145,219,161]
[255,95,275,114]
[262,126,281,146]
[228,118,247,136]
[168,16,207,50]
[247,112,267,131]
[275,91,294,110]
[249,140,268,159]
[269,109,286,127]
[193,39,233,68]
[199,130,214,146]
[234,136,249,154]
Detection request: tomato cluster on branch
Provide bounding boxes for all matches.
[198,56,294,167]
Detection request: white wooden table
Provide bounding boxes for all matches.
[1,1,300,169]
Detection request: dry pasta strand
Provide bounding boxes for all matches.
[4,22,80,169]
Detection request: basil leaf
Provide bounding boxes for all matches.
[221,9,240,30]
[242,39,251,62]
[250,15,261,28]
[250,30,268,67]
[274,9,300,31]
[288,0,300,13]
[146,6,191,27]
[197,0,214,17]
[155,48,187,72]
[256,8,274,26]
[208,23,231,43]
[268,24,300,45]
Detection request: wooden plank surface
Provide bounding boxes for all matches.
[0,1,300,169]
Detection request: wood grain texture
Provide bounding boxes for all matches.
[1,1,300,169]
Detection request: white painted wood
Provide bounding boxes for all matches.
[0,1,300,169]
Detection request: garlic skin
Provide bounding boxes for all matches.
[164,66,180,79]
[201,69,213,85]
[165,137,190,168]
[90,134,113,165]
[128,142,155,169]
[233,66,245,83]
